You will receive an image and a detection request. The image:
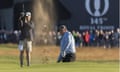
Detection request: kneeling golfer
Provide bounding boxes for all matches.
[57,25,76,63]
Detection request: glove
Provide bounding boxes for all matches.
[61,51,66,58]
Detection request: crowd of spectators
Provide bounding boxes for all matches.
[0,28,120,48]
[0,29,20,44]
[57,28,120,48]
[70,28,120,48]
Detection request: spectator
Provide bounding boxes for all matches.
[114,28,120,47]
[84,31,90,46]
[109,30,115,47]
[98,30,104,46]
[94,30,100,46]
[72,30,78,47]
[82,32,86,46]
[104,31,110,48]
[76,31,81,47]
[77,32,83,47]
[56,32,61,45]
[18,12,34,67]
[89,30,96,46]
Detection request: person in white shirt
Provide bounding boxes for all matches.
[57,25,76,63]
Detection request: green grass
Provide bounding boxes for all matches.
[0,57,119,72]
[0,44,119,72]
[0,62,119,72]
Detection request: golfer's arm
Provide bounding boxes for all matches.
[64,35,71,52]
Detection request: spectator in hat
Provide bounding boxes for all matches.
[18,12,34,67]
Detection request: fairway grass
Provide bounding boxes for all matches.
[0,44,119,72]
[0,61,119,72]
[0,55,119,72]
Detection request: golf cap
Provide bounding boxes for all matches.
[26,12,31,16]
[59,25,67,31]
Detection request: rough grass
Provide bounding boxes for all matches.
[32,46,119,63]
[0,44,119,72]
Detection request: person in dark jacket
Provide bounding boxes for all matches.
[18,12,34,67]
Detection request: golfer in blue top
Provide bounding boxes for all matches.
[57,25,76,63]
